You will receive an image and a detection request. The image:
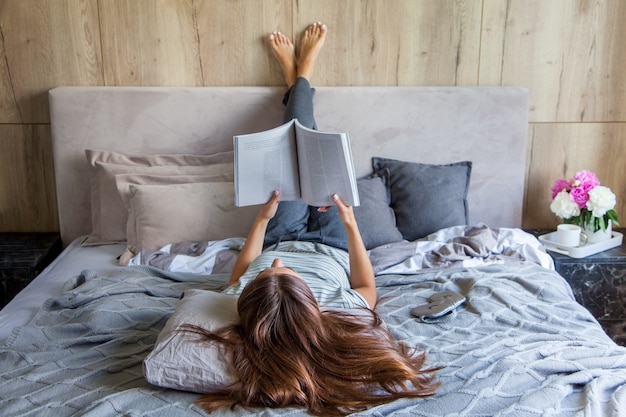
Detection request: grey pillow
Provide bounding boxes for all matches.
[372,157,471,241]
[353,173,404,249]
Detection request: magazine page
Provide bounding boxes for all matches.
[295,121,360,207]
[234,120,301,206]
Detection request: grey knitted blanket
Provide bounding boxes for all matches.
[1,256,625,415]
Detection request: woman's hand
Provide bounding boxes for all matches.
[332,194,357,228]
[257,190,281,221]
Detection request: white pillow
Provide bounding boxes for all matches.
[143,289,239,393]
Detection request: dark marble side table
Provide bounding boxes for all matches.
[0,232,63,308]
[528,229,626,346]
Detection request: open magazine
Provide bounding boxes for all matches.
[234,119,360,207]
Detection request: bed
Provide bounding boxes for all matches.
[1,86,625,416]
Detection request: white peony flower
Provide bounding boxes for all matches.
[550,190,580,219]
[587,185,616,217]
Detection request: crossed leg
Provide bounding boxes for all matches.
[263,23,347,251]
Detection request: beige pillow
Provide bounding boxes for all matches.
[116,173,234,257]
[114,172,233,213]
[120,181,257,264]
[87,149,231,167]
[84,149,233,245]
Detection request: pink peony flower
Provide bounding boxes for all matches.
[551,179,571,199]
[573,170,600,189]
[569,185,590,209]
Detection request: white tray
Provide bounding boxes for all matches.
[538,231,623,258]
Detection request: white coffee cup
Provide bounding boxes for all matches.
[556,224,588,247]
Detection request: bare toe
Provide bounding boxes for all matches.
[303,22,327,47]
[297,22,327,81]
[268,31,297,86]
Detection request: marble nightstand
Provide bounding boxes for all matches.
[529,228,626,346]
[0,232,63,308]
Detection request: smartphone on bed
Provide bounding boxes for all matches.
[411,291,466,321]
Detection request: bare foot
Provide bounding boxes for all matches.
[268,31,297,87]
[297,22,327,82]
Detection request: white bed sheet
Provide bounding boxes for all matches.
[0,237,125,342]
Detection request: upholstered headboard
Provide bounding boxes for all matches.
[49,86,529,247]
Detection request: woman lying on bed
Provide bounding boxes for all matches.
[186,22,440,416]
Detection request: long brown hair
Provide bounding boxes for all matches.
[185,273,440,416]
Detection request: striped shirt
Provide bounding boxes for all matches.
[223,241,369,310]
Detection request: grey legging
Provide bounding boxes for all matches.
[263,78,348,251]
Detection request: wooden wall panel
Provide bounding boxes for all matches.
[0,34,19,123]
[481,0,626,123]
[99,0,202,86]
[524,122,626,229]
[296,0,483,86]
[195,0,292,86]
[0,0,102,123]
[0,125,57,231]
